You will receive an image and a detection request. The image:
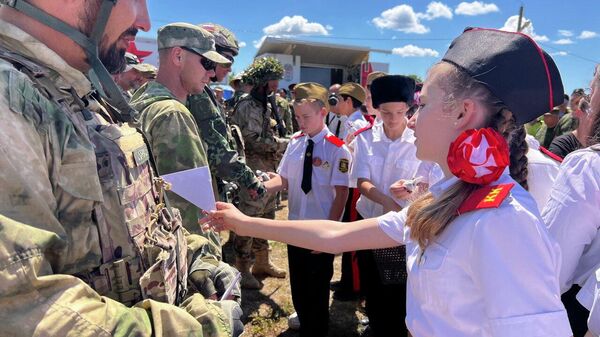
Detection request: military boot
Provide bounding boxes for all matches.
[252,249,287,278]
[235,259,262,289]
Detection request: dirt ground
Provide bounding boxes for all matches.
[222,199,368,337]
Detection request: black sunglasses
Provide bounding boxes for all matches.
[181,47,217,71]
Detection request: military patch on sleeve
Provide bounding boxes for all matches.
[338,158,349,173]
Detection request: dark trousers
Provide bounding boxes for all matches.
[562,285,590,337]
[357,249,408,337]
[288,245,335,337]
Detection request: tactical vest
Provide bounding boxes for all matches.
[0,48,188,306]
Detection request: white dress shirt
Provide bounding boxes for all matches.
[352,124,441,217]
[543,147,600,293]
[339,109,369,140]
[278,127,352,220]
[377,172,571,337]
[324,111,346,138]
[527,147,560,212]
[577,269,600,336]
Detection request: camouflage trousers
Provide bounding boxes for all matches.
[234,185,276,262]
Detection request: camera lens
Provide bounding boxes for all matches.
[328,94,339,106]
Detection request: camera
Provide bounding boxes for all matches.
[328,93,339,106]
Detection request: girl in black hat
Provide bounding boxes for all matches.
[202,28,571,337]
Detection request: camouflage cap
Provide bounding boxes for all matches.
[157,22,231,65]
[124,52,146,72]
[199,23,239,56]
[339,82,366,103]
[293,82,329,108]
[229,72,243,86]
[137,64,157,78]
[366,71,387,87]
[242,57,284,86]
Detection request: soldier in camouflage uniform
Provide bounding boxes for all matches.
[226,73,246,112]
[0,1,240,337]
[130,23,243,307]
[276,92,294,136]
[230,57,289,289]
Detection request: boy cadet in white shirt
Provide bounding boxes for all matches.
[352,74,440,337]
[203,28,572,337]
[337,82,370,142]
[263,82,352,337]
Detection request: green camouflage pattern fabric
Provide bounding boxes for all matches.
[0,21,231,337]
[241,57,283,86]
[225,90,246,112]
[199,23,239,55]
[276,95,294,135]
[187,88,266,201]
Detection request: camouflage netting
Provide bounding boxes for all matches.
[241,57,284,86]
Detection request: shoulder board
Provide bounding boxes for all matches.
[292,133,306,140]
[325,134,345,147]
[538,146,563,163]
[364,114,375,125]
[457,183,515,215]
[353,123,373,137]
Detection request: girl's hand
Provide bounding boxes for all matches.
[200,202,249,234]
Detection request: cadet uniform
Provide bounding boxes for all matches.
[131,24,242,308]
[279,83,352,336]
[577,266,600,336]
[230,57,289,288]
[543,146,600,336]
[0,18,234,337]
[325,111,346,138]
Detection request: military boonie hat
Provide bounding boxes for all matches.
[199,23,239,56]
[366,71,387,87]
[339,82,366,104]
[293,82,329,108]
[157,22,231,65]
[442,27,564,124]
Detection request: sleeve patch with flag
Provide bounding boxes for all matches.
[457,183,515,215]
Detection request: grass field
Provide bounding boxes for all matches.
[223,200,368,337]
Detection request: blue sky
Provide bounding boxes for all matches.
[142,0,600,92]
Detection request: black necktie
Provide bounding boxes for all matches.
[335,120,341,137]
[301,139,314,194]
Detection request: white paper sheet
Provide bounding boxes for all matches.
[161,166,216,211]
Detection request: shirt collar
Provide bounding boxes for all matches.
[349,110,365,121]
[309,126,329,143]
[372,124,415,143]
[429,168,512,199]
[0,21,92,97]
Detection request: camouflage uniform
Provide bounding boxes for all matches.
[131,81,241,301]
[276,95,295,136]
[0,21,233,337]
[225,90,246,112]
[231,93,288,262]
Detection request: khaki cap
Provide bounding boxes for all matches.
[366,71,387,86]
[293,82,328,107]
[339,82,366,103]
[157,22,231,65]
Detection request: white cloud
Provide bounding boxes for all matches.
[417,2,453,20]
[326,24,334,31]
[252,36,268,49]
[578,30,598,39]
[455,1,499,16]
[499,15,549,42]
[558,30,573,37]
[263,15,329,36]
[372,5,429,34]
[550,51,568,57]
[554,38,574,45]
[392,45,440,57]
[238,41,247,48]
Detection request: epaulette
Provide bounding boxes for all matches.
[325,134,344,148]
[353,123,373,137]
[538,146,563,163]
[364,114,375,125]
[457,183,515,215]
[292,133,306,140]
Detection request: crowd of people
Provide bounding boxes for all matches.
[0,1,599,337]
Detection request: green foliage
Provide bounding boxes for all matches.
[242,57,284,86]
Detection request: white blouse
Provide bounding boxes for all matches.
[377,173,571,337]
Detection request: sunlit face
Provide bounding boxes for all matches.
[378,102,409,132]
[411,63,461,164]
[115,69,145,91]
[181,49,215,95]
[81,0,150,73]
[267,79,279,94]
[213,51,234,82]
[294,101,327,136]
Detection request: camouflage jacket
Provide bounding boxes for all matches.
[230,93,289,167]
[276,95,294,136]
[224,90,245,112]
[130,82,222,261]
[0,22,229,337]
[188,88,266,200]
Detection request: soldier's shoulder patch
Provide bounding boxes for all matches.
[325,134,344,148]
[338,158,349,173]
[457,183,515,215]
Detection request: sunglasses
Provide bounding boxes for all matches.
[181,47,217,71]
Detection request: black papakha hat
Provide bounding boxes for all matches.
[442,27,564,124]
[371,75,416,109]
